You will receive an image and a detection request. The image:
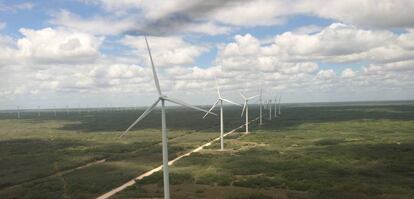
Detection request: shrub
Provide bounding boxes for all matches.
[314,138,344,146]
[169,172,194,185]
[228,193,273,199]
[233,176,282,188]
[196,173,232,186]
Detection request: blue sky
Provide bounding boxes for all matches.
[1,0,414,109]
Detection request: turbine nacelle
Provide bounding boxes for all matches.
[203,80,241,118]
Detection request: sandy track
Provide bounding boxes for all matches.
[97,117,260,199]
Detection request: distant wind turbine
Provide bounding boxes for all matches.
[274,96,278,117]
[259,88,263,125]
[120,36,216,199]
[269,99,272,120]
[240,92,258,134]
[203,79,241,150]
[17,106,20,119]
[278,96,282,115]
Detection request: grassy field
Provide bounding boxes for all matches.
[1,102,414,198]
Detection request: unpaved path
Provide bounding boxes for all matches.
[96,117,260,199]
[0,132,192,192]
[1,158,107,192]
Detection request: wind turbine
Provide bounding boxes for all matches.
[203,80,241,150]
[240,92,258,134]
[269,99,272,120]
[278,96,282,115]
[120,36,216,199]
[17,106,20,119]
[259,88,263,125]
[274,96,278,117]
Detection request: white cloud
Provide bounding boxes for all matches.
[0,35,17,67]
[78,0,414,35]
[341,68,356,78]
[317,69,336,79]
[293,25,323,34]
[17,27,103,64]
[54,0,414,38]
[222,34,261,56]
[216,34,320,75]
[50,10,136,35]
[273,23,395,62]
[121,36,208,67]
[208,0,288,26]
[180,21,231,35]
[302,0,414,28]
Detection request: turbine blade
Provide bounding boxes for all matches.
[260,88,262,101]
[145,36,162,96]
[241,101,247,117]
[120,99,160,138]
[239,91,246,100]
[165,97,217,116]
[222,98,241,107]
[247,95,259,100]
[215,79,221,98]
[203,99,220,118]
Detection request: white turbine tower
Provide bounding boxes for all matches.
[17,106,20,119]
[240,92,258,134]
[269,99,272,120]
[274,96,278,117]
[120,36,216,199]
[259,88,263,125]
[278,96,282,115]
[203,80,240,150]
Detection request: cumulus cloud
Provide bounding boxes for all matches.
[69,0,414,37]
[17,27,103,64]
[121,36,208,67]
[302,0,414,28]
[273,23,395,62]
[317,69,336,79]
[3,0,414,107]
[50,10,136,35]
[341,68,356,78]
[91,0,414,29]
[216,34,320,75]
[293,25,323,34]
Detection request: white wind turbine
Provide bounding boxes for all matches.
[259,88,263,125]
[17,106,20,119]
[278,95,282,115]
[203,80,241,151]
[120,36,216,199]
[240,92,258,134]
[269,99,272,120]
[274,96,278,117]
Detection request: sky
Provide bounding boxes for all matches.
[1,0,414,109]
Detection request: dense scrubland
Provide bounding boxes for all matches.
[0,102,413,198]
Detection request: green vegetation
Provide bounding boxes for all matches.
[114,103,414,199]
[1,102,414,198]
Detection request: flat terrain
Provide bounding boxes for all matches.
[1,102,413,198]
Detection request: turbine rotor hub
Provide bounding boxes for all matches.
[159,95,167,100]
